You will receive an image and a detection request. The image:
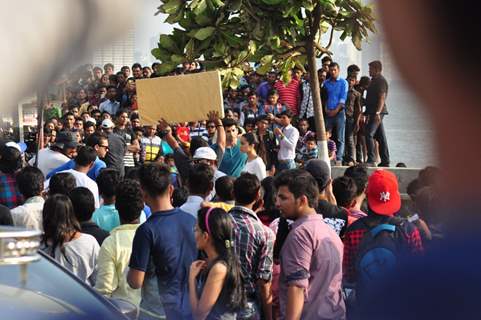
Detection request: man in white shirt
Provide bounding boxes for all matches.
[180,163,214,218]
[46,146,100,208]
[11,166,45,231]
[274,110,299,171]
[99,86,120,116]
[30,131,78,176]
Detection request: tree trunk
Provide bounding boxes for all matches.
[34,90,46,168]
[306,41,330,169]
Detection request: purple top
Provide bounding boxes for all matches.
[279,214,346,319]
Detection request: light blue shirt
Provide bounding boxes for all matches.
[92,204,120,232]
[99,99,120,115]
[93,204,147,232]
[323,77,348,110]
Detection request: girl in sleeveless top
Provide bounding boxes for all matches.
[189,207,246,320]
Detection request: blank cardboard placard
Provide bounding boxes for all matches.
[136,70,224,125]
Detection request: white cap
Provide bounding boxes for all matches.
[5,141,27,153]
[85,117,97,125]
[101,118,115,129]
[193,147,217,161]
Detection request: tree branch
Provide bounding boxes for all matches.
[313,41,332,56]
[325,23,336,49]
[309,3,322,41]
[243,2,261,24]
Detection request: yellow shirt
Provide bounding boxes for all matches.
[204,201,235,212]
[95,223,141,306]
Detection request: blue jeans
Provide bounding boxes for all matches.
[325,110,346,161]
[277,159,296,172]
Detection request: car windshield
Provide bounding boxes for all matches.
[0,252,123,320]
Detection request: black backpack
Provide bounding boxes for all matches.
[355,218,408,295]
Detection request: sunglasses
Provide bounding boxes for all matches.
[99,145,109,151]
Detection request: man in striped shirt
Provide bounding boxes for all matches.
[229,173,275,320]
[273,68,302,116]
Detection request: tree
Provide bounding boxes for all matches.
[153,0,376,164]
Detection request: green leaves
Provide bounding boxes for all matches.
[193,26,216,40]
[158,35,179,53]
[152,0,376,86]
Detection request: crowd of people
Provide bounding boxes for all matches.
[0,60,441,319]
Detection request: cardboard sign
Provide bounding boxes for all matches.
[136,70,224,125]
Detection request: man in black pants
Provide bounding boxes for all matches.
[365,60,390,167]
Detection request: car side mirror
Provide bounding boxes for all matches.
[109,298,139,320]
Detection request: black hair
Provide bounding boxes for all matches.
[121,65,130,71]
[197,207,246,310]
[242,132,259,146]
[172,187,189,207]
[274,217,290,261]
[68,187,95,222]
[74,146,97,167]
[418,166,440,188]
[414,186,438,223]
[257,176,281,225]
[16,166,44,198]
[63,111,75,119]
[0,204,13,226]
[189,137,209,157]
[358,76,371,87]
[151,62,160,69]
[96,168,121,198]
[321,56,333,64]
[130,112,140,121]
[234,173,260,205]
[279,109,293,119]
[187,163,214,196]
[305,134,317,143]
[396,162,407,168]
[42,194,81,259]
[347,64,361,74]
[329,62,340,69]
[132,63,142,69]
[106,85,117,91]
[115,179,143,223]
[85,133,107,148]
[0,146,22,174]
[138,163,172,198]
[222,118,237,128]
[267,89,279,97]
[215,176,235,202]
[49,172,77,195]
[407,178,422,200]
[274,169,319,209]
[84,122,95,130]
[344,164,368,197]
[332,176,358,208]
[115,108,129,118]
[368,60,383,71]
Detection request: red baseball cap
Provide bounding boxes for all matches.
[366,170,401,216]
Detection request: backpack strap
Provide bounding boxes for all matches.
[370,224,396,237]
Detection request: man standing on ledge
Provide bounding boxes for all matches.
[323,62,348,166]
[365,60,390,167]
